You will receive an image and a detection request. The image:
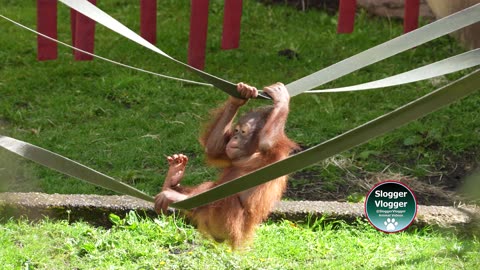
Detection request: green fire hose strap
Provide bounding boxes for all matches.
[306,49,480,93]
[57,0,272,99]
[0,136,154,202]
[286,3,480,96]
[58,1,479,99]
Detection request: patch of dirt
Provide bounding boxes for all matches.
[286,151,480,206]
[259,0,339,14]
[259,0,435,19]
[0,117,10,128]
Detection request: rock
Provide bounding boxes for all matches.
[357,0,434,19]
[426,0,480,49]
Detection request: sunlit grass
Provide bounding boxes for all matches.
[0,213,479,269]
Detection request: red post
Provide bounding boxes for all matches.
[337,0,356,34]
[37,0,58,61]
[221,0,242,50]
[70,0,97,61]
[70,8,77,48]
[404,0,420,33]
[188,0,209,70]
[140,0,157,44]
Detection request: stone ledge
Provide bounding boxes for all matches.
[1,192,478,229]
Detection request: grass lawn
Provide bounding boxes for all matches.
[0,213,479,269]
[0,0,479,268]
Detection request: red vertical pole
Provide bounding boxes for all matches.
[188,0,209,70]
[37,0,58,61]
[221,0,242,50]
[140,0,157,44]
[71,0,97,60]
[404,0,420,33]
[337,0,356,34]
[70,8,77,48]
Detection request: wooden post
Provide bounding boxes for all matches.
[221,0,242,50]
[70,0,97,60]
[140,0,157,44]
[337,0,356,34]
[404,0,420,33]
[37,0,58,60]
[188,0,209,70]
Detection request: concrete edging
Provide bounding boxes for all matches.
[1,192,478,229]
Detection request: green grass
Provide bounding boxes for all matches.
[1,0,478,198]
[0,212,479,269]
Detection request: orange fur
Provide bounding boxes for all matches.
[157,83,297,248]
[185,134,296,248]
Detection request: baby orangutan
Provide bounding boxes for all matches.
[155,82,297,248]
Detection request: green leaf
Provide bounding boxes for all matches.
[108,213,122,226]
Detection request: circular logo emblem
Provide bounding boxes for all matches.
[364,181,417,233]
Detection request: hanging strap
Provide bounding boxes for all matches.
[286,3,480,96]
[3,70,476,207]
[172,70,480,209]
[0,136,154,202]
[0,14,211,87]
[306,49,480,93]
[58,0,479,98]
[57,0,271,99]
